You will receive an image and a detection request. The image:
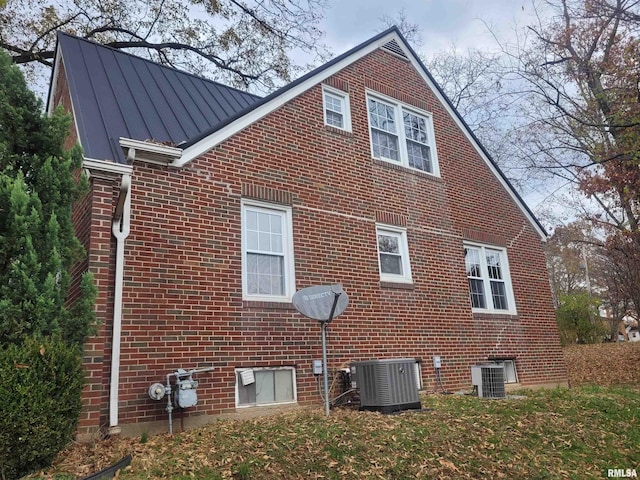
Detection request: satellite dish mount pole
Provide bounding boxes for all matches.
[321,291,341,416]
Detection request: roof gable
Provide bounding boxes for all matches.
[51,32,260,163]
[175,27,547,239]
[52,28,546,239]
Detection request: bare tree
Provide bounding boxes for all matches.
[497,0,640,232]
[0,0,329,92]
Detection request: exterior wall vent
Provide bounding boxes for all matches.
[471,365,506,398]
[350,358,421,413]
[381,39,409,60]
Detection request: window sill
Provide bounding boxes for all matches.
[472,311,519,321]
[372,158,441,181]
[324,125,353,136]
[236,400,299,410]
[242,300,296,310]
[380,281,415,290]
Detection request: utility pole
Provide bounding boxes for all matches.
[582,245,592,295]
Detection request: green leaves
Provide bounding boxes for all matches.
[556,293,606,345]
[0,50,94,348]
[0,336,84,479]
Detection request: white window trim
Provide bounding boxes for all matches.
[234,366,298,408]
[241,200,296,302]
[365,90,440,177]
[464,242,517,315]
[376,224,413,284]
[322,85,351,132]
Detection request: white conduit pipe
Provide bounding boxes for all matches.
[109,173,132,433]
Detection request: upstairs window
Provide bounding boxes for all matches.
[366,93,438,175]
[464,243,515,313]
[322,85,351,132]
[376,225,412,283]
[242,201,295,301]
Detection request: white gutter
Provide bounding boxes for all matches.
[109,170,132,434]
[107,138,180,433]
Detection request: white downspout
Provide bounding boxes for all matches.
[109,171,132,434]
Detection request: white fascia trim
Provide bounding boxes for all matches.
[48,49,83,150]
[404,54,547,240]
[83,158,133,176]
[174,32,401,168]
[119,137,182,166]
[46,45,63,116]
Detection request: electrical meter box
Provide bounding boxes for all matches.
[313,359,323,375]
[174,369,199,408]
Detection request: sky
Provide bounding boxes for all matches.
[321,0,533,57]
[318,0,567,222]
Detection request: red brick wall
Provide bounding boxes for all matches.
[65,47,567,431]
[57,60,120,436]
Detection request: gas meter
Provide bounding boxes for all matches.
[174,369,199,408]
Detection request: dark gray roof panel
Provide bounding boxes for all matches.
[57,32,260,163]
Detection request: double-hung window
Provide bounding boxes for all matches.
[322,85,351,132]
[376,225,412,283]
[464,243,515,313]
[242,201,295,301]
[367,93,438,175]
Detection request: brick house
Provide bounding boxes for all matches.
[48,27,568,438]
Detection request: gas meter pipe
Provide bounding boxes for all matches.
[165,366,215,434]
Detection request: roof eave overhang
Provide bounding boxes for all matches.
[83,158,133,180]
[119,137,183,166]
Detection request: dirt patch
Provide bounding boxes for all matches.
[564,341,640,387]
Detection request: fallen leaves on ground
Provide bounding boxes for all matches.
[28,343,640,479]
[564,341,640,386]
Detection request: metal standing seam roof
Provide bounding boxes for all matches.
[54,27,547,237]
[56,31,261,164]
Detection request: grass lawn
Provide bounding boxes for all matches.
[32,343,640,479]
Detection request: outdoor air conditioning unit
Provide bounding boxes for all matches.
[471,365,506,399]
[350,358,422,413]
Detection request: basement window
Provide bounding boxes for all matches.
[490,359,518,383]
[235,367,297,407]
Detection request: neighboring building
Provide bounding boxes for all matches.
[49,27,568,439]
[618,318,640,342]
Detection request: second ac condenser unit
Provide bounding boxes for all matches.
[471,365,506,398]
[350,358,421,413]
